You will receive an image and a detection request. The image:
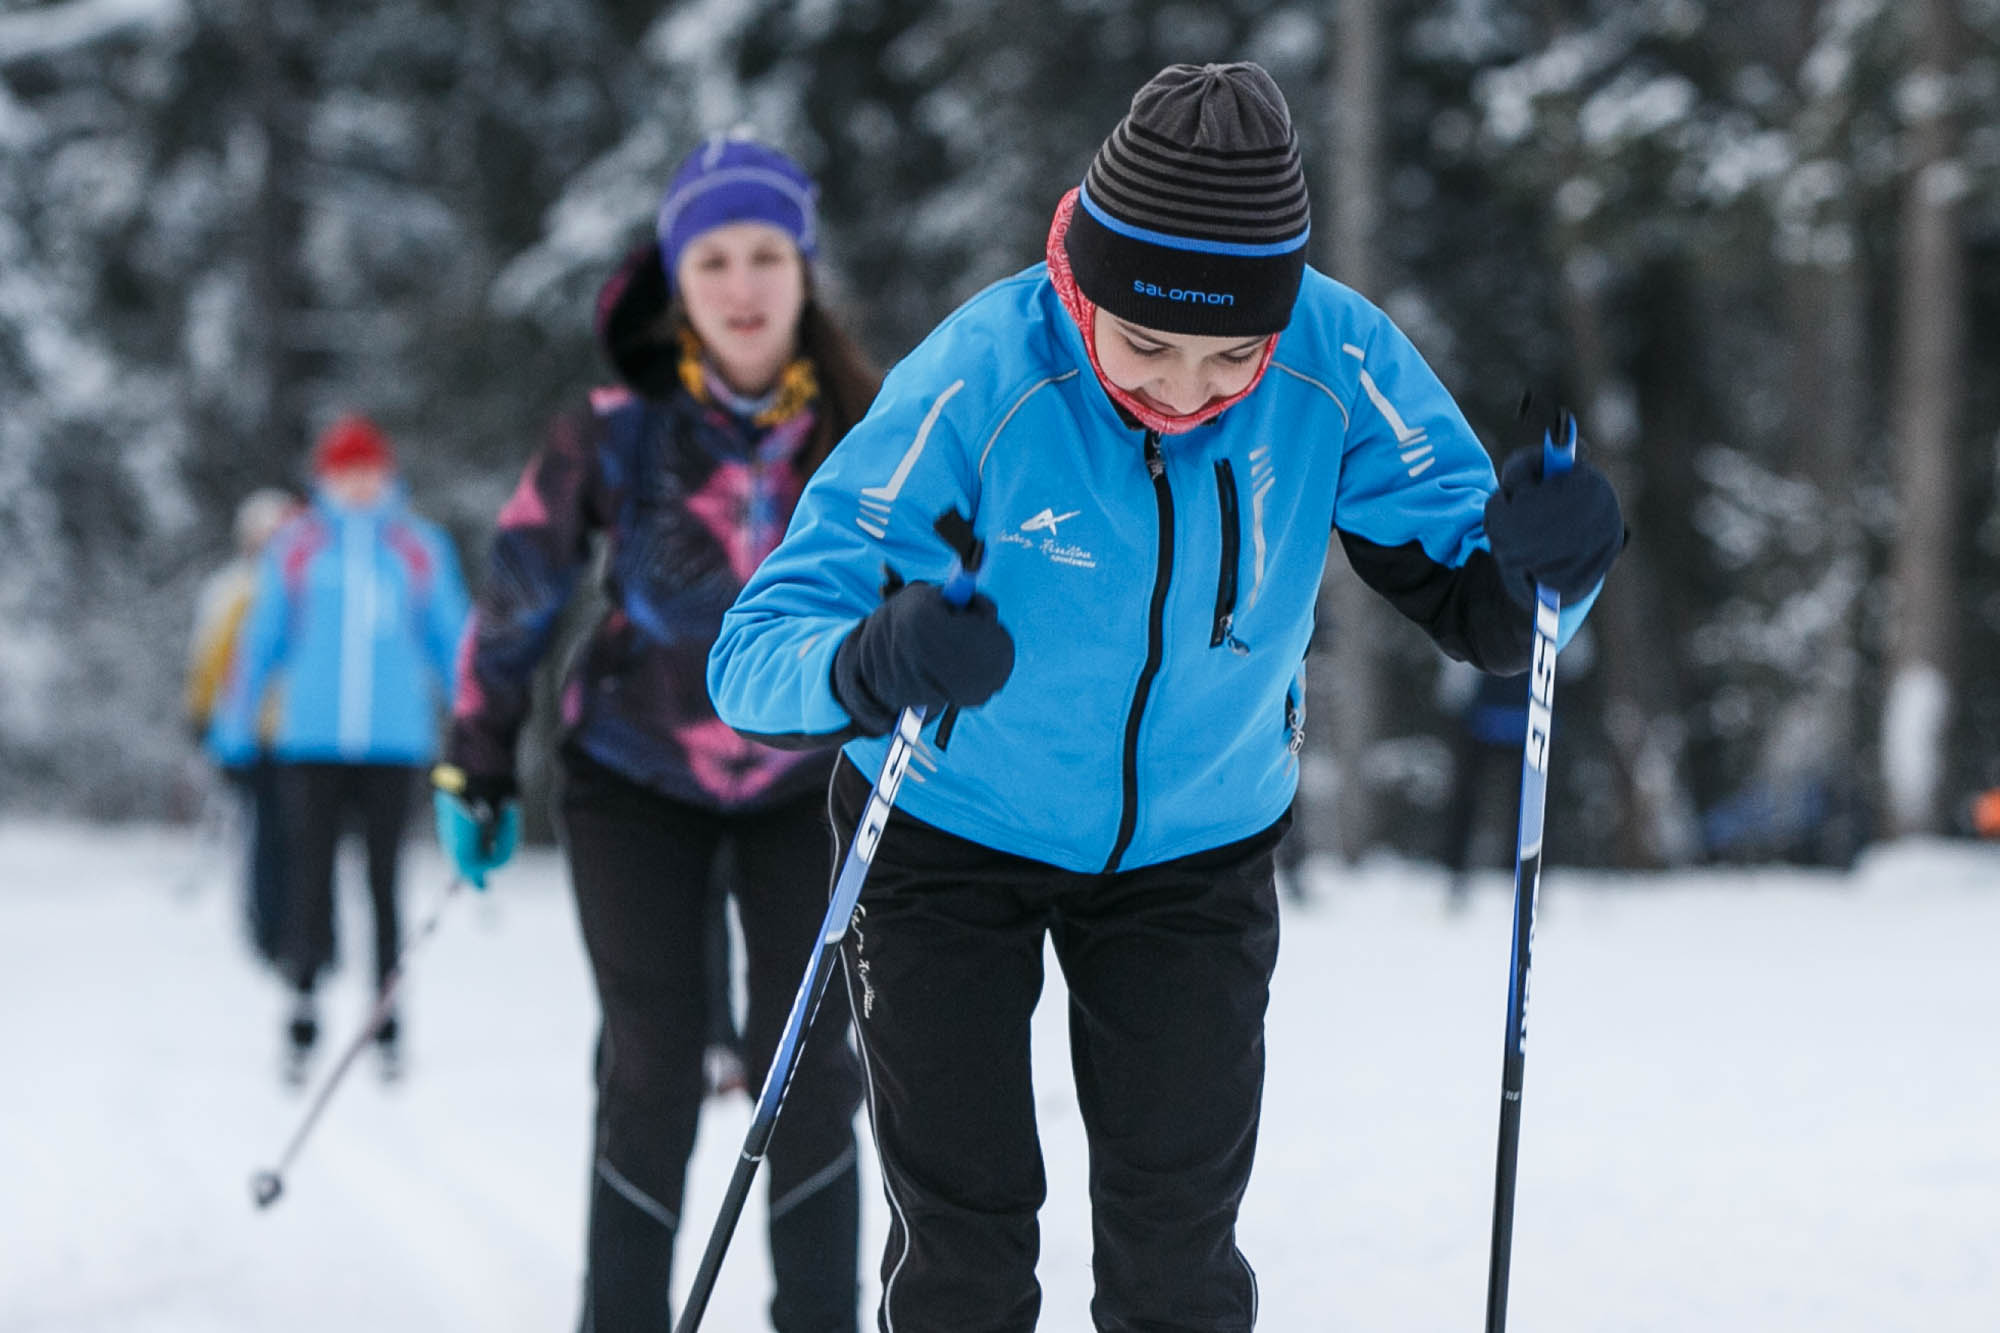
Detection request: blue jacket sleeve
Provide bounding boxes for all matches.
[709,359,986,745]
[207,548,289,764]
[1327,318,1592,672]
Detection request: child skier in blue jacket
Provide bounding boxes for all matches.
[710,62,1623,1332]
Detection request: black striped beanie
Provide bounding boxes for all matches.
[1064,62,1310,337]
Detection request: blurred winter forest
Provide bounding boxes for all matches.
[4,0,1999,870]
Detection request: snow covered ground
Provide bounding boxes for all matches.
[3,818,1996,1332]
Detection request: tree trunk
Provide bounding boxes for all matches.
[1883,0,1965,835]
[1553,252,1697,867]
[1770,0,1871,859]
[1304,0,1398,865]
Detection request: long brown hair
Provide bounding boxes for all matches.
[795,296,882,474]
[659,284,881,476]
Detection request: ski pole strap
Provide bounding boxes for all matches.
[932,508,982,607]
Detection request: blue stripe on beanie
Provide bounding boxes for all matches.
[1077,181,1308,258]
[656,135,818,281]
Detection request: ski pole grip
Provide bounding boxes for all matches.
[931,508,983,609]
[940,564,976,609]
[1544,412,1578,478]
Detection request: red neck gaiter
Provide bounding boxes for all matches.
[1044,188,1278,436]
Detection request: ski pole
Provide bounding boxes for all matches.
[251,874,467,1209]
[1483,413,1575,1332]
[673,511,981,1333]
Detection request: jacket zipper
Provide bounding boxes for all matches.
[1210,458,1248,654]
[1106,430,1173,874]
[338,515,378,757]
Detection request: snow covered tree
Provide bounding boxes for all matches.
[7,0,2000,868]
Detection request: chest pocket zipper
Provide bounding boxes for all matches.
[1211,458,1249,655]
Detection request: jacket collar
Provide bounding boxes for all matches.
[311,482,404,523]
[595,242,679,399]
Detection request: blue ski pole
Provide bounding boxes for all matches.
[673,510,982,1333]
[1483,413,1576,1333]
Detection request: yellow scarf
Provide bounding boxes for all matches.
[677,326,818,427]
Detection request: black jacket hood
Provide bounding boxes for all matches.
[594,242,679,400]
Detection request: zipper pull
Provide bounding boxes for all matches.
[1217,614,1250,656]
[1144,431,1165,479]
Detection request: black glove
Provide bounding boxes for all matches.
[831,581,1016,736]
[1483,446,1625,608]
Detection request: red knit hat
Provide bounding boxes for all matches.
[311,414,396,476]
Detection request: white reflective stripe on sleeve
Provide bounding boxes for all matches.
[858,379,965,538]
[1340,345,1435,477]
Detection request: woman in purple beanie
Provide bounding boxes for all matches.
[433,133,879,1333]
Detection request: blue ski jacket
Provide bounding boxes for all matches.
[710,254,1596,874]
[211,487,468,767]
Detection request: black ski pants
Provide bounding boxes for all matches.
[830,758,1286,1333]
[280,761,417,993]
[1442,730,1520,882]
[561,757,863,1333]
[226,755,289,967]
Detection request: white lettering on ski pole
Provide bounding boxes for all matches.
[855,708,923,864]
[1524,600,1560,772]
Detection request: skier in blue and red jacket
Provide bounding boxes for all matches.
[433,136,881,1333]
[211,415,468,1082]
[709,63,1624,1332]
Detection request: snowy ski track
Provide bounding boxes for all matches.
[3,821,1996,1331]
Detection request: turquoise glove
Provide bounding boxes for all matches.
[430,764,521,890]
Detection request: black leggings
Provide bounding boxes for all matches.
[238,755,289,966]
[280,761,417,994]
[561,757,862,1333]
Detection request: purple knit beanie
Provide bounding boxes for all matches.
[656,133,819,279]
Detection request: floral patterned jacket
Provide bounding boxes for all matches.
[447,246,835,810]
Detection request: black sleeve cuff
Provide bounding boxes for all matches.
[1337,531,1534,675]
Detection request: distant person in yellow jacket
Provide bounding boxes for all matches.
[186,487,300,967]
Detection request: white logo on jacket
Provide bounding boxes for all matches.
[999,506,1096,569]
[1019,507,1079,538]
